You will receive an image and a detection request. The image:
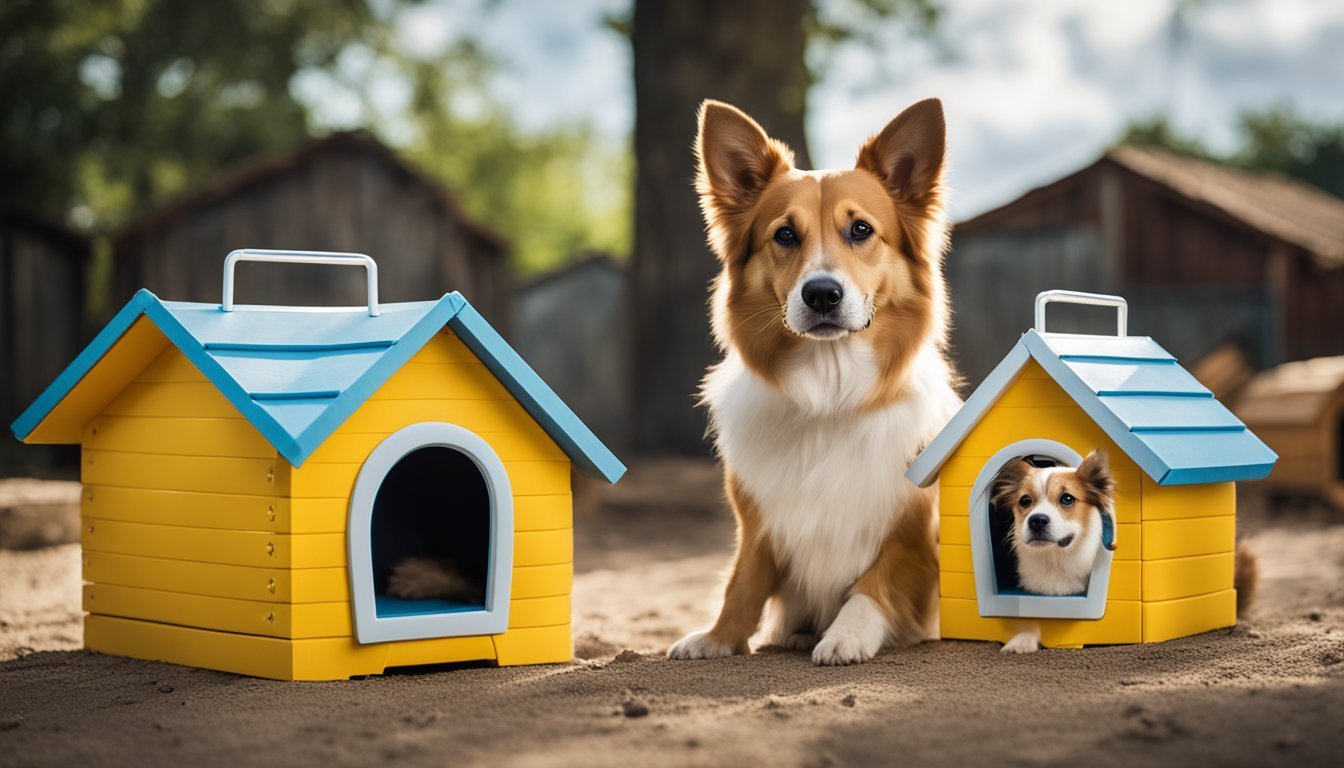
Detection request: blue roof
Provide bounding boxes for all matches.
[906,330,1277,487]
[11,289,625,482]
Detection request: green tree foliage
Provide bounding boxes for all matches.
[1,0,631,274]
[1,0,389,228]
[1119,108,1344,200]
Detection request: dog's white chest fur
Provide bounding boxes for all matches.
[704,339,959,631]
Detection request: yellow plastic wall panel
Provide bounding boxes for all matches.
[493,624,572,666]
[1017,360,1052,379]
[82,450,286,497]
[957,407,1116,459]
[85,584,351,639]
[82,486,292,532]
[940,544,973,572]
[515,495,572,532]
[939,485,970,517]
[1142,516,1235,561]
[82,518,345,569]
[937,458,988,487]
[1114,523,1141,560]
[305,429,566,464]
[942,515,970,545]
[1142,552,1234,602]
[84,551,349,604]
[135,345,205,383]
[337,401,551,442]
[938,557,1139,601]
[1140,478,1236,520]
[512,563,573,599]
[515,529,573,567]
[371,363,513,401]
[83,416,275,459]
[24,318,171,444]
[286,459,570,499]
[994,377,1076,407]
[939,570,976,599]
[86,614,297,680]
[404,331,480,364]
[86,614,501,680]
[101,382,245,420]
[1142,589,1236,643]
[508,596,570,629]
[940,597,1142,647]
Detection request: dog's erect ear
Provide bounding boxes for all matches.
[696,101,794,230]
[991,457,1033,510]
[1078,450,1118,550]
[855,98,946,206]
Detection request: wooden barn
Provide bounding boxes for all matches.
[1235,355,1344,511]
[948,146,1344,386]
[1,207,90,477]
[109,132,511,328]
[511,254,628,451]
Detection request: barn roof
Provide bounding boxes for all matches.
[960,145,1344,267]
[11,290,624,482]
[1235,355,1344,427]
[907,330,1277,487]
[109,131,508,253]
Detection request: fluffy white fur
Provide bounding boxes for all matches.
[702,334,960,649]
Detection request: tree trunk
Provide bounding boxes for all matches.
[630,0,812,454]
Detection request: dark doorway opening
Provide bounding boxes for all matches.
[370,447,490,617]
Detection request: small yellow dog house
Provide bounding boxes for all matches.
[907,291,1276,648]
[11,250,625,680]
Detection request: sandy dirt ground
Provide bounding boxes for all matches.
[1,459,1342,767]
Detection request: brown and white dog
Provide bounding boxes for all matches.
[666,98,962,666]
[991,451,1117,653]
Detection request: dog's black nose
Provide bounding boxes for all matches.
[1027,513,1050,531]
[801,277,843,313]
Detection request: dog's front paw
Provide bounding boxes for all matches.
[667,631,738,660]
[1001,632,1041,654]
[812,633,877,666]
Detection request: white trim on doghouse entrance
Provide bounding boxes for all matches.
[347,422,514,644]
[969,439,1113,620]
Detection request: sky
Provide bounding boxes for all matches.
[355,0,1344,220]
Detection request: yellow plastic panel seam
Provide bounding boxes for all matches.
[1142,589,1236,642]
[1140,477,1237,521]
[1141,552,1235,602]
[1141,516,1235,561]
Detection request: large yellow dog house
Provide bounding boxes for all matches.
[11,250,625,680]
[907,291,1276,648]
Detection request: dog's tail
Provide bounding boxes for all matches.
[1234,541,1259,615]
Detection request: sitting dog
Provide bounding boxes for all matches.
[666,97,962,666]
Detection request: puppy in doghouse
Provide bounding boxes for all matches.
[991,450,1116,653]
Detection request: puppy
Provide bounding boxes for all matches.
[991,451,1116,653]
[666,98,962,666]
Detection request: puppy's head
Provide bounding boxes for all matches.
[992,450,1117,554]
[695,99,949,387]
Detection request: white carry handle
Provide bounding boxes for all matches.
[222,249,381,316]
[1034,290,1127,336]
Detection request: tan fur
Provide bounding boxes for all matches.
[386,557,481,602]
[700,472,780,654]
[850,486,941,642]
[1235,541,1259,614]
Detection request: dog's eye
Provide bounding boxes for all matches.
[774,226,798,246]
[1018,495,1032,508]
[1059,493,1075,506]
[850,221,873,241]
